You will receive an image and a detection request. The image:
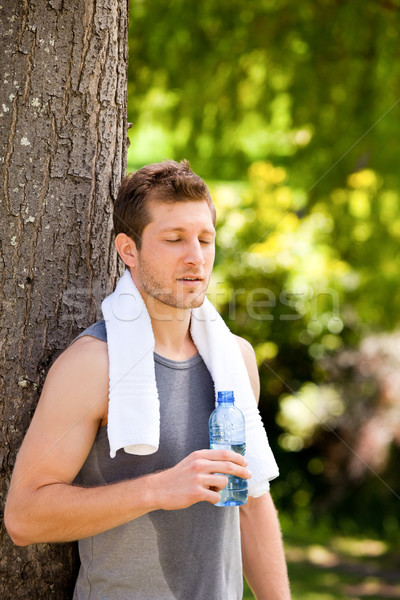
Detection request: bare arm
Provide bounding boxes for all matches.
[240,494,291,600]
[236,334,291,599]
[5,336,251,546]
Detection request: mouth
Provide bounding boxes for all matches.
[178,276,204,286]
[180,277,202,281]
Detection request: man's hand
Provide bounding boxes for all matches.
[148,448,252,510]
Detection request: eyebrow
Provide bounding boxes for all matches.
[160,227,216,235]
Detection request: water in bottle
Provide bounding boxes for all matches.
[209,390,248,506]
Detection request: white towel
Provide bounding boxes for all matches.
[102,269,279,496]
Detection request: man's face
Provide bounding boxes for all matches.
[132,199,216,312]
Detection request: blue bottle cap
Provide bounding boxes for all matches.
[217,390,234,402]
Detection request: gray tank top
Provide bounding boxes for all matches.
[73,321,242,600]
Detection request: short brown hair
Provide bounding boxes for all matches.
[113,160,216,250]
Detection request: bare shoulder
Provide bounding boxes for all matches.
[234,335,260,403]
[43,335,109,421]
[54,334,109,379]
[234,334,257,369]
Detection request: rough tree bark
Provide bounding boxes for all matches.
[0,1,129,597]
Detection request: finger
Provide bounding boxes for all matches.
[205,448,248,466]
[203,488,224,505]
[205,474,229,491]
[210,461,252,480]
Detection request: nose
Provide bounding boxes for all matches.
[184,239,205,266]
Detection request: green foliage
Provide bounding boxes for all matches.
[128,0,400,188]
[211,162,400,358]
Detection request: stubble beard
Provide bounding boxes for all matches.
[136,257,209,311]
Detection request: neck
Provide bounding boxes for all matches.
[149,308,197,361]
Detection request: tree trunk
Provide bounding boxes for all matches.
[0,1,129,597]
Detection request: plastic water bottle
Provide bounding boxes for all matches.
[209,390,248,506]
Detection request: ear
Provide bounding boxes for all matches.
[115,233,138,268]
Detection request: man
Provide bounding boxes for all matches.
[5,160,291,599]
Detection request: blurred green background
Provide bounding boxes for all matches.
[127,1,400,597]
